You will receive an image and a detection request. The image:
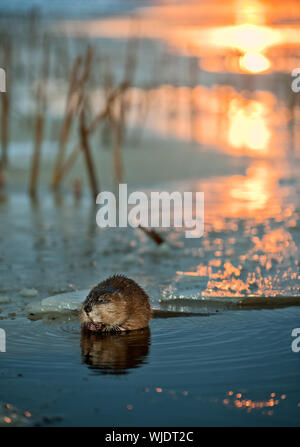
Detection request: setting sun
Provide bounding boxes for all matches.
[210,24,281,53]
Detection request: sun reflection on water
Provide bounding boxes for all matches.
[223,390,289,415]
[107,85,290,157]
[239,51,270,73]
[227,98,271,151]
[164,158,299,298]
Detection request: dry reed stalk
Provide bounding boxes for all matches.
[52,109,109,189]
[29,36,49,197]
[89,81,129,133]
[105,35,139,186]
[130,88,153,147]
[1,36,12,166]
[123,22,140,85]
[116,34,139,146]
[110,97,125,184]
[52,46,93,189]
[1,86,9,166]
[29,90,45,197]
[103,61,114,95]
[0,160,5,187]
[72,178,82,201]
[51,55,82,187]
[138,225,165,245]
[111,116,123,184]
[100,61,114,146]
[74,46,94,115]
[78,46,93,90]
[130,48,160,146]
[52,144,81,187]
[53,82,129,187]
[108,60,135,183]
[79,106,99,200]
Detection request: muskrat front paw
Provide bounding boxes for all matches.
[86,322,104,332]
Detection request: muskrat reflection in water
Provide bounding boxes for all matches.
[80,327,151,373]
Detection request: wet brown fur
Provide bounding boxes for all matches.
[80,275,152,333]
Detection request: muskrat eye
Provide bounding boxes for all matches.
[97,296,110,304]
[84,303,92,314]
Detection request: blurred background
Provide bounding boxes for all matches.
[0,0,299,183]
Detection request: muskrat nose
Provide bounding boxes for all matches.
[84,303,92,314]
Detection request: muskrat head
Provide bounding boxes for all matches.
[80,285,128,333]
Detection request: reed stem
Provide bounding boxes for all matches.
[79,106,99,200]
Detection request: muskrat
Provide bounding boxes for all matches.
[80,274,211,333]
[80,275,152,332]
